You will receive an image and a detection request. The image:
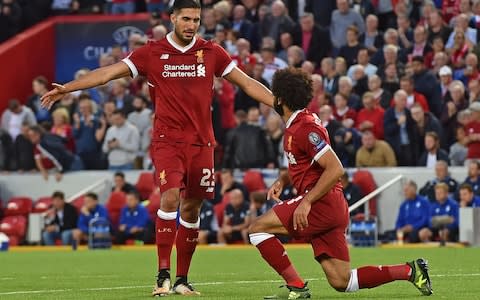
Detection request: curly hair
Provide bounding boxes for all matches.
[271,68,313,112]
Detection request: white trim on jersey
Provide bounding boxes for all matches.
[285,109,305,128]
[166,32,197,53]
[312,144,331,162]
[122,57,138,78]
[221,61,236,77]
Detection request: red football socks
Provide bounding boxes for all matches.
[357,264,412,288]
[155,216,177,271]
[256,237,304,288]
[175,223,199,277]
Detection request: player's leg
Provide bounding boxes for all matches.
[249,209,307,292]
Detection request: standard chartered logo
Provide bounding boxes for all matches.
[162,64,206,78]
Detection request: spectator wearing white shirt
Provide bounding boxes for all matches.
[1,99,36,141]
[127,95,152,169]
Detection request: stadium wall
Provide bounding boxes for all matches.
[0,14,150,112]
[0,167,469,233]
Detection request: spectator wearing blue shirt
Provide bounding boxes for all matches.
[115,191,150,244]
[459,184,480,208]
[463,161,480,196]
[395,180,430,243]
[73,192,109,245]
[419,183,459,243]
[198,200,219,244]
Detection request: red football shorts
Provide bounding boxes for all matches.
[150,141,215,200]
[273,189,350,262]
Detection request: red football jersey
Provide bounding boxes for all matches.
[283,109,343,196]
[465,120,480,159]
[123,33,235,145]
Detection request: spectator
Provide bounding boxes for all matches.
[42,191,78,246]
[318,105,343,150]
[351,65,369,97]
[102,99,117,126]
[223,110,275,169]
[321,57,339,95]
[265,114,283,167]
[368,74,391,110]
[277,32,292,63]
[73,97,106,170]
[335,57,348,76]
[330,0,365,51]
[27,76,51,123]
[447,29,472,70]
[127,94,152,168]
[384,90,417,166]
[1,99,36,141]
[347,49,378,79]
[217,189,251,244]
[260,0,294,48]
[337,76,360,110]
[454,53,480,85]
[463,161,480,196]
[112,171,137,194]
[356,92,385,139]
[73,192,109,245]
[355,130,397,167]
[433,51,449,77]
[292,13,331,68]
[442,81,469,147]
[249,190,273,217]
[465,102,480,163]
[50,107,75,153]
[276,167,296,200]
[199,8,222,41]
[110,78,134,115]
[14,122,35,172]
[259,47,288,86]
[28,125,84,181]
[381,63,401,96]
[198,200,219,244]
[340,172,363,216]
[439,66,453,101]
[0,0,22,42]
[152,24,167,41]
[306,74,326,113]
[458,183,480,208]
[405,26,433,66]
[395,180,430,243]
[376,45,405,80]
[102,109,140,171]
[215,168,249,205]
[359,14,383,54]
[419,160,458,201]
[145,0,164,13]
[396,13,413,50]
[446,14,477,50]
[338,25,365,67]
[235,62,268,112]
[333,126,362,168]
[304,0,337,27]
[427,10,453,44]
[333,93,356,129]
[410,103,444,154]
[111,0,135,14]
[70,69,102,104]
[398,76,430,112]
[417,132,450,168]
[286,45,305,68]
[231,4,253,40]
[419,183,459,243]
[232,38,257,75]
[115,191,150,244]
[469,79,480,103]
[450,125,469,166]
[411,56,443,118]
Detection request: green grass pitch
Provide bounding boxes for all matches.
[0,246,478,299]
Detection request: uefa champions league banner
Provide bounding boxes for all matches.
[55,17,149,82]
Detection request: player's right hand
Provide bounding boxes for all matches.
[267,180,283,203]
[40,83,68,109]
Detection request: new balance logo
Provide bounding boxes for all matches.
[160,54,169,59]
[197,64,206,77]
[206,187,214,193]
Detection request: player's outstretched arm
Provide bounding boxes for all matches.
[41,62,131,109]
[224,67,274,107]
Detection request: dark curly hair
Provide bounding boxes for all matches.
[271,68,313,112]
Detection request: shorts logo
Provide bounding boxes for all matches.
[159,170,167,186]
[308,132,322,146]
[195,50,204,63]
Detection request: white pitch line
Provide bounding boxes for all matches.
[0,274,479,296]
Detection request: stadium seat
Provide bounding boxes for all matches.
[0,215,27,245]
[352,170,377,217]
[32,197,53,213]
[214,193,231,227]
[145,189,161,222]
[242,170,266,193]
[4,197,33,217]
[135,172,155,200]
[106,192,127,228]
[71,196,85,212]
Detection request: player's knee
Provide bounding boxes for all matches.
[160,190,179,211]
[247,220,262,234]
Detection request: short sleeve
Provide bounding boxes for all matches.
[298,125,332,162]
[122,44,150,78]
[213,43,235,77]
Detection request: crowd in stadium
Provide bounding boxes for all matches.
[2,0,480,246]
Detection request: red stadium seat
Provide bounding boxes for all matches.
[71,196,85,212]
[106,192,127,228]
[243,170,266,193]
[4,197,33,217]
[135,172,155,200]
[352,170,377,216]
[214,193,231,227]
[32,197,53,213]
[0,215,27,244]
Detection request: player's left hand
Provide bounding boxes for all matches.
[41,83,67,109]
[293,200,311,231]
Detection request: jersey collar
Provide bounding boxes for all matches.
[166,32,197,53]
[286,109,305,129]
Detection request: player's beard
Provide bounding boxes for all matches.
[273,98,284,116]
[174,26,195,45]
